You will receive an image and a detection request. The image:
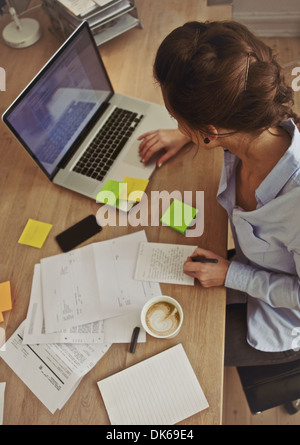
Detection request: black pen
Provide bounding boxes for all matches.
[129,326,140,353]
[191,257,219,263]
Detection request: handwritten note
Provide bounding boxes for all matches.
[97,344,209,425]
[18,219,53,248]
[134,242,197,285]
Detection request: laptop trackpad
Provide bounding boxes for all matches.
[123,141,157,167]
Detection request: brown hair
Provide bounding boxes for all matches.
[154,21,299,136]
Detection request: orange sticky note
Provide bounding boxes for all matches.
[0,281,12,321]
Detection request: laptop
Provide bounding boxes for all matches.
[2,21,176,201]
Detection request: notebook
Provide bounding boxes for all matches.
[2,21,176,200]
[97,343,209,425]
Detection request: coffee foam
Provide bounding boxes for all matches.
[145,302,180,337]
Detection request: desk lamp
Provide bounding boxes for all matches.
[1,0,41,48]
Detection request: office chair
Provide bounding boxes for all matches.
[225,243,300,415]
[237,359,300,414]
[226,249,300,415]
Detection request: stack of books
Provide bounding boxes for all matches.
[42,0,142,45]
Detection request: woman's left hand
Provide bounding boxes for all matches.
[183,247,230,288]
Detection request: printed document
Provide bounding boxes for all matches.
[23,264,148,344]
[0,321,111,413]
[24,264,104,344]
[97,343,209,425]
[134,242,197,285]
[41,231,161,333]
[41,244,101,333]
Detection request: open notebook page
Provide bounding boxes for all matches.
[97,343,209,425]
[134,242,197,286]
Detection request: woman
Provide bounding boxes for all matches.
[138,21,300,366]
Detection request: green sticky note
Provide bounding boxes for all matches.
[95,180,125,207]
[160,199,199,234]
[18,219,53,248]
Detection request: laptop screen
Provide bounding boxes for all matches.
[2,23,113,178]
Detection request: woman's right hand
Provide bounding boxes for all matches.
[138,129,190,168]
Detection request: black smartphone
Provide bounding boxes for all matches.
[56,215,102,252]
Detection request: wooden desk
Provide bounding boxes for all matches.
[0,0,230,425]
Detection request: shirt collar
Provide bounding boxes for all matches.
[255,120,300,206]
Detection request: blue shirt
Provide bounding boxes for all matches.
[217,120,300,352]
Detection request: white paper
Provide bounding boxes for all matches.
[0,321,111,413]
[90,0,131,25]
[41,244,102,333]
[134,242,197,285]
[37,231,161,338]
[103,311,145,344]
[57,0,97,16]
[24,264,105,344]
[93,0,114,6]
[23,264,147,344]
[97,344,209,425]
[93,232,161,319]
[0,382,5,425]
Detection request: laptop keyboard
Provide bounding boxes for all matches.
[73,107,143,181]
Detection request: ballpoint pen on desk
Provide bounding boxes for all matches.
[191,257,219,263]
[129,326,140,353]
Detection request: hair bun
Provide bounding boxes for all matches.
[154,20,299,133]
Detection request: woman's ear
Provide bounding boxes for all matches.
[204,125,219,141]
[196,125,219,147]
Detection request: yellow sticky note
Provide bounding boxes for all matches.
[121,177,149,202]
[18,219,53,248]
[0,281,12,319]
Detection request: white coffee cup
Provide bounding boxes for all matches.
[141,295,183,339]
